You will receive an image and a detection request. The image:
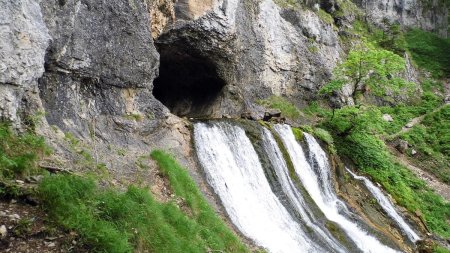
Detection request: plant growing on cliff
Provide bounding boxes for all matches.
[0,123,49,180]
[320,46,415,104]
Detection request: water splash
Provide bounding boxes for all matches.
[194,122,322,253]
[346,168,420,242]
[274,124,400,253]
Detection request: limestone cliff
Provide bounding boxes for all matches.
[0,0,447,198]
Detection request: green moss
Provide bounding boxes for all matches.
[317,9,334,25]
[257,96,302,120]
[291,127,304,141]
[323,106,450,238]
[274,0,300,9]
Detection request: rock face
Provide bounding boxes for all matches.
[0,0,50,127]
[0,0,448,178]
[38,0,162,136]
[154,0,344,118]
[354,0,448,37]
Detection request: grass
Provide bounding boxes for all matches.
[399,105,450,183]
[322,106,450,238]
[0,123,49,180]
[317,9,334,25]
[257,96,302,120]
[150,150,248,252]
[405,29,450,78]
[37,150,247,253]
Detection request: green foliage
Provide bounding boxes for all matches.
[0,123,49,179]
[317,9,334,25]
[257,96,302,120]
[38,152,247,253]
[320,46,414,103]
[434,244,450,253]
[405,29,450,78]
[274,0,299,9]
[399,105,450,183]
[322,106,450,238]
[150,150,247,252]
[291,127,304,141]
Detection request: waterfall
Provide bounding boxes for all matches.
[274,124,400,253]
[346,168,420,242]
[260,128,348,253]
[194,122,323,253]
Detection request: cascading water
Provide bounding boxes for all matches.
[194,122,323,253]
[274,124,400,253]
[346,168,420,242]
[260,128,348,253]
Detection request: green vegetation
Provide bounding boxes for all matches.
[405,29,450,78]
[317,9,334,25]
[320,105,450,238]
[150,150,247,252]
[399,105,450,183]
[320,45,415,104]
[257,96,302,120]
[37,150,247,253]
[0,123,49,180]
[274,0,299,9]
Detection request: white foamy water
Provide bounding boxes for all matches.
[260,128,347,253]
[194,122,322,253]
[274,124,400,253]
[346,168,420,242]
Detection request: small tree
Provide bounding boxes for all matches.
[320,46,414,104]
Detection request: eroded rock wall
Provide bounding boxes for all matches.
[0,0,50,128]
[353,0,448,37]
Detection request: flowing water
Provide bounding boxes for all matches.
[194,121,409,253]
[260,128,348,253]
[274,124,400,253]
[346,168,420,242]
[194,122,322,253]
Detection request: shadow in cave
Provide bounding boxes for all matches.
[153,47,225,118]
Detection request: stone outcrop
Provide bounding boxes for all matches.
[0,0,50,128]
[154,0,344,118]
[354,0,448,37]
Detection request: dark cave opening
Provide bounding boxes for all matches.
[153,47,225,118]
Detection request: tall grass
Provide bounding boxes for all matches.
[0,123,49,180]
[405,29,450,78]
[37,150,247,253]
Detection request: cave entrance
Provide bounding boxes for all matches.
[153,47,225,118]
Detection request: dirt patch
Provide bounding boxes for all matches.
[0,199,85,253]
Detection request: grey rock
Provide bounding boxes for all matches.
[396,139,409,154]
[382,114,394,122]
[0,225,7,239]
[353,0,448,37]
[0,0,50,126]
